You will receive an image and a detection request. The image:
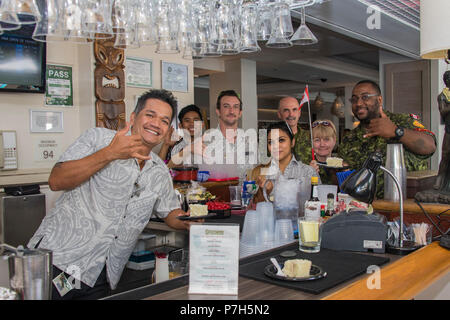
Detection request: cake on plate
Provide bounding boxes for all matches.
[189,204,208,217]
[282,259,312,278]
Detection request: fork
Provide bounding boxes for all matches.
[270,258,284,276]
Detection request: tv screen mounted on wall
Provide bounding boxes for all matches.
[0,24,46,93]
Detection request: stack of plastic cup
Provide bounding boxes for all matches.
[274,219,294,245]
[240,210,265,258]
[256,201,275,243]
[240,210,261,245]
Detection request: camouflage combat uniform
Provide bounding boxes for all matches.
[292,124,313,165]
[292,124,335,185]
[338,110,436,199]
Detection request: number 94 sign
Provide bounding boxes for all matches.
[33,138,61,162]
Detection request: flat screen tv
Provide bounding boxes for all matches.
[0,24,46,93]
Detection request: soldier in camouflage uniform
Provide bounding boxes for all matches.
[338,80,437,199]
[277,96,313,165]
[292,123,313,164]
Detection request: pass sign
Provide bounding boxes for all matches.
[46,64,73,106]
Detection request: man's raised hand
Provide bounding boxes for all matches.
[364,105,396,139]
[107,122,151,161]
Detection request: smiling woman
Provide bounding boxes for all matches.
[311,120,337,163]
[249,121,318,204]
[309,120,338,185]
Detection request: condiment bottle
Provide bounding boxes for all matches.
[153,252,169,283]
[309,176,319,202]
[320,204,326,218]
[304,176,321,219]
[326,193,335,216]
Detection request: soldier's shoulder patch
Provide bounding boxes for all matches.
[412,120,425,129]
[409,113,420,120]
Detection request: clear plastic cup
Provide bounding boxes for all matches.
[241,210,261,245]
[274,219,294,243]
[256,202,275,243]
[229,185,242,207]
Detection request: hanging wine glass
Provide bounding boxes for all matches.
[265,1,292,48]
[32,0,66,43]
[290,6,318,45]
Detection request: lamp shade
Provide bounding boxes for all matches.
[340,152,383,204]
[420,0,450,59]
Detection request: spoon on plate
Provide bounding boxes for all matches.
[270,258,285,277]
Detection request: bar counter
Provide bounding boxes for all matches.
[104,241,449,300]
[111,186,449,301]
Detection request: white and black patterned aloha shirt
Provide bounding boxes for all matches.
[28,128,180,289]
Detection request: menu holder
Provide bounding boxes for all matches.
[188,223,240,296]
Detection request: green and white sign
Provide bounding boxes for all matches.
[45,64,73,106]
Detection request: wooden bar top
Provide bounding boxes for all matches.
[322,242,450,300]
[140,242,449,300]
[373,199,450,216]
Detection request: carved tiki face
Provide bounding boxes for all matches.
[94,37,125,102]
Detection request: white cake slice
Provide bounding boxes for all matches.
[326,157,343,167]
[189,204,208,217]
[282,259,312,278]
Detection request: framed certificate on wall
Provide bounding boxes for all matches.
[161,61,188,92]
[30,110,64,133]
[126,56,153,88]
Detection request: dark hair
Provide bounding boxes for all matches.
[178,104,203,123]
[267,121,294,141]
[355,80,381,95]
[216,90,242,110]
[133,89,177,121]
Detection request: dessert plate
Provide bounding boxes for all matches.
[177,210,231,221]
[317,163,350,170]
[264,264,327,282]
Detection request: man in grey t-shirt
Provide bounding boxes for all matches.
[28,89,193,300]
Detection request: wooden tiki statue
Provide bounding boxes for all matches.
[94,37,126,130]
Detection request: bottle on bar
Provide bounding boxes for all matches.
[304,176,320,219]
[320,204,326,218]
[325,193,335,217]
[309,176,319,202]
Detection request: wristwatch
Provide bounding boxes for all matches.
[394,126,405,140]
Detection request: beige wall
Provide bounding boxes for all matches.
[0,42,194,186]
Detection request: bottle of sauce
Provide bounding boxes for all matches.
[320,204,326,218]
[326,193,335,217]
[310,176,319,202]
[304,176,320,219]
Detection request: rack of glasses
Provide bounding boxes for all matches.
[0,0,325,58]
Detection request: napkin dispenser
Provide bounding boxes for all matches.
[321,210,387,253]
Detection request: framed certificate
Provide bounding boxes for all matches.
[161,61,188,92]
[126,56,153,88]
[30,110,64,133]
